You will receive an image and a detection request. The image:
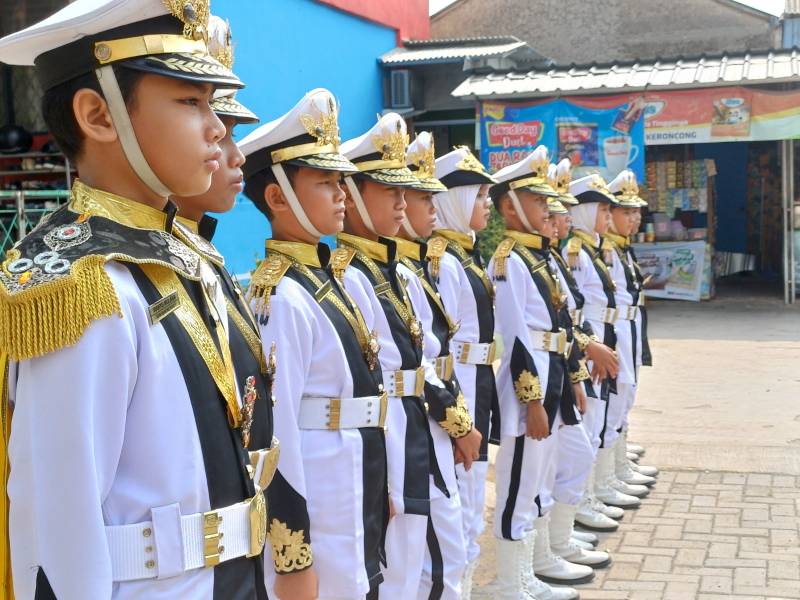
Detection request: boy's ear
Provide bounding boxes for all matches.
[264,182,289,214]
[73,88,118,144]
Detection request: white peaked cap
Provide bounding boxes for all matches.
[568,173,619,205]
[406,131,447,192]
[607,169,646,207]
[434,146,495,189]
[489,144,558,201]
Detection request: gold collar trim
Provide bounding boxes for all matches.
[604,232,630,248]
[392,237,423,262]
[434,229,474,251]
[267,240,322,268]
[69,179,170,231]
[504,229,544,250]
[572,229,601,250]
[338,233,389,263]
[177,216,199,234]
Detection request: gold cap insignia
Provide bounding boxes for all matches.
[162,0,211,41]
[300,96,342,150]
[455,147,489,175]
[408,136,436,180]
[372,119,409,163]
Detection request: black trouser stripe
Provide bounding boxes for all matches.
[598,392,612,449]
[34,568,56,600]
[501,435,526,540]
[425,515,445,600]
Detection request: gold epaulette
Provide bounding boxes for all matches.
[425,237,448,280]
[566,237,582,269]
[330,246,356,283]
[439,393,474,439]
[491,238,516,281]
[247,254,291,317]
[0,253,121,361]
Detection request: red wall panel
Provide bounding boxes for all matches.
[315,0,429,40]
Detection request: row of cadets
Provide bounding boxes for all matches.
[428,145,500,598]
[0,1,277,598]
[603,172,658,483]
[395,131,482,599]
[487,146,605,600]
[332,113,472,599]
[237,89,389,600]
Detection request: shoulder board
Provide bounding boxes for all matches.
[247,254,291,317]
[425,237,448,279]
[566,237,582,268]
[330,246,356,282]
[491,238,516,281]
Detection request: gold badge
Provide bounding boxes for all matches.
[240,375,258,448]
[365,329,381,371]
[246,491,268,558]
[409,317,424,349]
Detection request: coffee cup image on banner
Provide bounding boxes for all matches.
[602,135,639,179]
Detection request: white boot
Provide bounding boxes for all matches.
[595,447,641,508]
[571,530,598,546]
[549,503,611,568]
[575,465,620,531]
[495,537,534,600]
[627,451,640,462]
[614,434,656,487]
[532,515,594,585]
[626,440,645,455]
[461,559,477,600]
[634,462,659,477]
[521,532,579,600]
[570,537,594,550]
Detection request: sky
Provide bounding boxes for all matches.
[429,0,785,16]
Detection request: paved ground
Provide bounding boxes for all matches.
[473,289,800,599]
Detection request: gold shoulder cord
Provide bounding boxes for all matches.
[338,242,423,348]
[0,353,11,598]
[399,256,459,339]
[573,234,616,292]
[281,255,379,371]
[140,265,241,428]
[513,243,566,310]
[442,240,495,302]
[225,298,267,374]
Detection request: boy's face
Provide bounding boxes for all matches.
[518,190,550,233]
[349,179,407,237]
[594,203,612,234]
[631,208,643,233]
[469,184,492,232]
[553,212,572,239]
[172,115,244,219]
[404,189,437,238]
[611,206,636,236]
[131,75,226,198]
[291,167,347,236]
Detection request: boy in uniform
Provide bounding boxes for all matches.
[0,1,273,598]
[239,89,389,600]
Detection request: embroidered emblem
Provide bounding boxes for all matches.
[514,369,543,404]
[269,519,313,573]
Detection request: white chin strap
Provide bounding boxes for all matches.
[401,215,419,239]
[344,176,377,236]
[508,189,536,234]
[271,164,323,238]
[95,66,173,198]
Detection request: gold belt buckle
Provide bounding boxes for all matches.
[250,437,281,489]
[444,353,454,379]
[414,366,425,397]
[542,331,552,351]
[327,398,342,430]
[557,330,567,355]
[378,392,389,427]
[394,370,405,397]
[246,491,268,559]
[458,342,471,364]
[485,341,497,364]
[203,511,223,568]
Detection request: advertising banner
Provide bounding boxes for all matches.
[632,240,708,301]
[479,98,646,180]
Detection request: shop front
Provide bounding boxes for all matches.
[453,49,800,303]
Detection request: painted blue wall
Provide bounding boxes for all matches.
[210,0,397,278]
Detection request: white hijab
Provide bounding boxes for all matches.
[433,184,480,234]
[569,202,600,243]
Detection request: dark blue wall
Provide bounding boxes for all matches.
[694,142,748,254]
[211,0,397,278]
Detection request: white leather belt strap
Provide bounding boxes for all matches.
[453,341,497,365]
[434,354,454,380]
[569,308,584,325]
[583,305,619,324]
[383,367,425,397]
[248,439,280,490]
[298,394,388,429]
[615,305,639,321]
[106,494,266,582]
[637,294,646,307]
[528,328,568,354]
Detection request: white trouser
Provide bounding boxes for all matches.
[538,421,594,514]
[620,382,637,431]
[456,460,489,563]
[379,513,428,599]
[418,486,466,600]
[581,394,606,454]
[493,411,562,540]
[604,382,634,448]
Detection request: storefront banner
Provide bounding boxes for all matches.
[480,98,645,180]
[631,240,707,302]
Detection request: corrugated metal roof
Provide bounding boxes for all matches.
[785,0,800,16]
[451,48,800,98]
[380,35,542,65]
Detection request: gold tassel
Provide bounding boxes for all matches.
[1,353,13,600]
[491,239,515,281]
[566,237,581,269]
[0,255,121,362]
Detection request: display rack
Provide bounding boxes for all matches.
[0,190,71,254]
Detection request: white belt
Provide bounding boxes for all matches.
[247,439,280,490]
[528,328,568,354]
[107,494,267,582]
[569,308,583,325]
[383,367,425,397]
[298,394,388,429]
[616,305,639,321]
[584,304,639,323]
[434,354,454,381]
[637,294,646,307]
[453,340,497,365]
